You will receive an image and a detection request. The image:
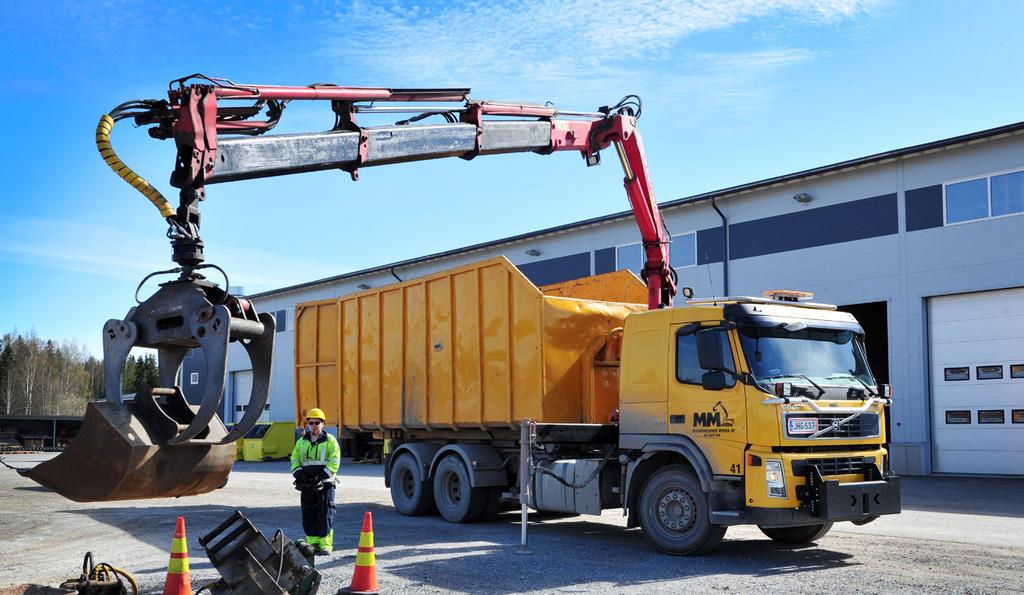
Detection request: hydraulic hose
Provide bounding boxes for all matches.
[95,114,176,218]
[92,562,139,595]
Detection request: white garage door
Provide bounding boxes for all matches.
[231,370,268,424]
[929,288,1024,474]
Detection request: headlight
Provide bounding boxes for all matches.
[765,459,787,498]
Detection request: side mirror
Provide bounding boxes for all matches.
[701,370,729,391]
[696,329,726,371]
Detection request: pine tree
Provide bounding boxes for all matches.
[0,336,13,415]
[122,356,137,397]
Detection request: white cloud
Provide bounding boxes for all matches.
[320,0,870,93]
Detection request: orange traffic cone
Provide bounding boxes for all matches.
[340,511,380,594]
[163,516,193,595]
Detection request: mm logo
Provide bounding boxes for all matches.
[693,401,736,428]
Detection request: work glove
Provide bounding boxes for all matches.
[292,468,303,480]
[320,468,332,481]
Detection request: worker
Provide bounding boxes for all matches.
[290,407,341,555]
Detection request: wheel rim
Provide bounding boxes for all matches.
[397,467,415,501]
[440,469,462,509]
[656,486,697,535]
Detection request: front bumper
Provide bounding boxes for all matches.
[713,462,901,527]
[805,462,900,521]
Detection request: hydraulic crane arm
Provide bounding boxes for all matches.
[109,74,676,309]
[25,75,675,502]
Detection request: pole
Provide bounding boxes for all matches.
[516,419,532,554]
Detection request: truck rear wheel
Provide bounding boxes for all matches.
[433,455,489,523]
[638,465,725,555]
[758,523,832,543]
[478,487,505,522]
[390,454,435,516]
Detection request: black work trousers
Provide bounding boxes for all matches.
[300,482,336,538]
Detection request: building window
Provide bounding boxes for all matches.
[944,367,969,381]
[945,410,971,424]
[616,233,697,276]
[1011,364,1024,379]
[1013,410,1024,424]
[991,171,1024,216]
[190,372,199,385]
[276,309,287,333]
[945,168,1024,225]
[976,365,1003,380]
[978,410,1005,424]
[945,179,988,223]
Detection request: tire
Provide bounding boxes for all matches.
[637,465,725,555]
[478,487,505,522]
[851,516,878,526]
[433,455,490,523]
[758,523,833,543]
[389,454,435,516]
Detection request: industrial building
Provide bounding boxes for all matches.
[187,120,1024,476]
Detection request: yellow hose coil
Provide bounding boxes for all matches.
[95,114,176,218]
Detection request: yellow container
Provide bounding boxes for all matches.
[240,422,297,462]
[295,256,645,431]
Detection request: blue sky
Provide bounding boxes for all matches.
[2,0,1023,355]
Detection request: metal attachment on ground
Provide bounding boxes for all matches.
[58,551,138,595]
[198,509,320,595]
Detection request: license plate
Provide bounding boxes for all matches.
[788,417,818,435]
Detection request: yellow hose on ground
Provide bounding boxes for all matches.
[92,562,139,595]
[95,114,176,218]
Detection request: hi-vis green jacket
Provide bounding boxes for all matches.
[290,431,341,482]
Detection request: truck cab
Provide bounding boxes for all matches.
[618,292,900,553]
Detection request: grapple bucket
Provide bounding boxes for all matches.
[22,390,236,502]
[22,277,275,502]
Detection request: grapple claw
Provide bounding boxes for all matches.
[21,388,236,501]
[23,275,275,502]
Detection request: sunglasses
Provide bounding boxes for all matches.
[307,420,322,425]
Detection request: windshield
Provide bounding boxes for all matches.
[738,325,876,389]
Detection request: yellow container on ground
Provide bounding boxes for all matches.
[295,256,646,431]
[240,422,296,461]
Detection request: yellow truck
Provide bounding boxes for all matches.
[295,256,900,555]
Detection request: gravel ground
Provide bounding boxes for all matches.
[1,454,1022,594]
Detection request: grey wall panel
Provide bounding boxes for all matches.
[730,193,898,260]
[906,185,944,232]
[594,247,616,274]
[518,252,592,286]
[723,164,901,224]
[902,133,1024,191]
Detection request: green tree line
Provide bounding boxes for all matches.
[0,330,160,416]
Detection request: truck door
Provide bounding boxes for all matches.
[667,324,747,476]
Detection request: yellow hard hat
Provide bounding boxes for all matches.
[305,408,326,421]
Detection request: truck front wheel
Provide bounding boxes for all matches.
[433,455,489,523]
[389,454,435,516]
[638,465,725,555]
[758,523,832,543]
